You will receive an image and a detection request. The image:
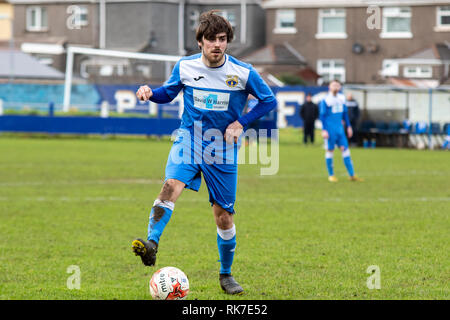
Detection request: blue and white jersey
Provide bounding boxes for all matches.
[319,93,350,134]
[163,53,276,134]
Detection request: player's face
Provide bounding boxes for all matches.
[199,32,228,67]
[329,81,341,95]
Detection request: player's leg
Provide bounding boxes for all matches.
[442,135,450,149]
[325,136,337,181]
[340,146,355,177]
[338,138,363,181]
[214,204,236,275]
[147,179,185,244]
[213,203,243,295]
[133,135,202,266]
[132,179,183,266]
[132,179,186,266]
[201,162,243,294]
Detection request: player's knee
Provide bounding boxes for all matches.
[341,148,350,157]
[159,179,181,201]
[214,207,233,229]
[325,150,334,158]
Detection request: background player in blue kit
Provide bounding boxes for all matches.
[319,80,363,183]
[132,11,277,295]
[442,124,450,150]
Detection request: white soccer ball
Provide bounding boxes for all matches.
[149,266,190,300]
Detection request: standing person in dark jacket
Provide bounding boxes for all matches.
[300,93,319,144]
[346,93,360,145]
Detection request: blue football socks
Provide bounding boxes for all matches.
[342,149,355,177]
[147,199,174,244]
[217,225,236,275]
[325,151,334,176]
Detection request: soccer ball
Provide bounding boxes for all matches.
[149,266,189,300]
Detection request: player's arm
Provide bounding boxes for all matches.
[319,100,329,139]
[236,68,277,128]
[343,104,353,138]
[225,67,277,144]
[137,86,172,104]
[136,61,183,103]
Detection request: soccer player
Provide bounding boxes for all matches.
[442,125,450,150]
[132,11,277,295]
[319,80,362,182]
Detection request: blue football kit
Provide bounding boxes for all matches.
[319,93,355,178]
[146,53,277,275]
[319,93,351,151]
[159,53,276,213]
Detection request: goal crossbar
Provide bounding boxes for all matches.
[63,46,182,112]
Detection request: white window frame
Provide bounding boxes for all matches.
[381,59,399,77]
[67,5,89,29]
[26,6,48,32]
[273,9,297,34]
[317,59,346,84]
[217,10,237,28]
[403,65,432,78]
[189,10,200,31]
[380,7,412,39]
[316,8,347,39]
[435,6,450,32]
[75,5,89,27]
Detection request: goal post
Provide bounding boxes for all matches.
[63,46,182,112]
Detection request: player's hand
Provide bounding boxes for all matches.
[224,121,244,144]
[347,126,353,138]
[136,85,153,101]
[322,130,329,139]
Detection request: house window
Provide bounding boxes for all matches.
[274,9,297,34]
[76,6,88,27]
[381,60,399,77]
[67,5,88,29]
[436,6,450,30]
[217,10,236,28]
[26,6,48,31]
[317,59,345,84]
[316,8,347,39]
[380,7,412,38]
[189,10,200,30]
[403,66,432,78]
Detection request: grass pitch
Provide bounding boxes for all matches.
[0,129,449,300]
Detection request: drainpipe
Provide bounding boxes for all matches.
[99,0,106,49]
[240,0,246,44]
[178,0,186,56]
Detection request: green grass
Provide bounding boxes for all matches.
[0,129,449,300]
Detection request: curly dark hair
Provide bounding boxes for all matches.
[195,10,234,46]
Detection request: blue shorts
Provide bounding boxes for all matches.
[325,131,349,151]
[164,135,238,214]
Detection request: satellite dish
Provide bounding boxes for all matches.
[367,42,379,53]
[352,43,364,54]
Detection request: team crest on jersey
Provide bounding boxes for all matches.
[225,75,239,88]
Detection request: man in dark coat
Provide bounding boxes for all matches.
[346,93,360,145]
[300,93,319,144]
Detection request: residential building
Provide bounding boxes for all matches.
[9,0,266,83]
[262,0,450,85]
[0,0,13,44]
